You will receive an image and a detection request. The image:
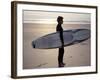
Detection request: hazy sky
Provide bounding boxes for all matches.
[23,10,91,24]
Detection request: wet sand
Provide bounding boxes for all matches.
[23,23,91,69]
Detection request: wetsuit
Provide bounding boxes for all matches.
[56,24,64,65]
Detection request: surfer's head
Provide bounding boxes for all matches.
[57,16,63,24]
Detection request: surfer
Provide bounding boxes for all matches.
[56,16,65,67]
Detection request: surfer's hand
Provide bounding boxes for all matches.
[62,42,64,47]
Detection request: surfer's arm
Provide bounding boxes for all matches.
[60,31,64,46]
[56,25,64,46]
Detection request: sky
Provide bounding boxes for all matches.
[23,10,91,24]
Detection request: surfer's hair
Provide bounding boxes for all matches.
[57,16,63,22]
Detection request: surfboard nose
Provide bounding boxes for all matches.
[32,41,35,48]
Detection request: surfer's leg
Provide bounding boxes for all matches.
[58,48,62,63]
[61,47,64,64]
[58,47,65,67]
[61,48,65,65]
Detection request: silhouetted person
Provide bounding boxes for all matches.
[56,16,65,67]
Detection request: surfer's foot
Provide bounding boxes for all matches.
[59,62,65,67]
[62,62,65,65]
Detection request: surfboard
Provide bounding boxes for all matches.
[32,29,90,49]
[73,29,90,41]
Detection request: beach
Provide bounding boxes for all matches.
[23,23,91,69]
